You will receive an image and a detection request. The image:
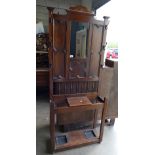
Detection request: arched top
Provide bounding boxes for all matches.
[69,5,91,13]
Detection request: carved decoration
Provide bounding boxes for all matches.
[69,5,90,13]
[53,8,67,15]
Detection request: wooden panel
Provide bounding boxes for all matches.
[55,103,103,114]
[53,80,98,95]
[107,61,118,118]
[69,58,87,78]
[53,19,66,50]
[98,67,113,100]
[55,97,103,126]
[48,10,53,97]
[48,7,110,152]
[53,52,65,77]
[52,19,67,78]
[57,111,94,125]
[89,24,103,76]
[98,60,118,118]
[56,103,103,125]
[67,96,92,106]
[52,92,98,104]
[53,76,99,82]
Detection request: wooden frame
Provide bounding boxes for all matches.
[48,5,110,152]
[50,98,108,153]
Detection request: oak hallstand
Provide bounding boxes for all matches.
[48,5,110,153]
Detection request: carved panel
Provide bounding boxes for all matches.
[52,19,67,78]
[69,58,86,78]
[53,19,66,50]
[53,80,98,95]
[89,24,103,76]
[53,52,65,78]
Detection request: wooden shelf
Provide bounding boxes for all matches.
[36,50,48,54]
[36,68,49,72]
[55,129,99,151]
[53,77,99,82]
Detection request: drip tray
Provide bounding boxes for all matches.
[56,135,68,145]
[84,130,96,139]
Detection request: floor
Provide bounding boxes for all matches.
[36,92,119,155]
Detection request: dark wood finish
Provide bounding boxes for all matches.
[36,71,48,86]
[66,21,71,79]
[89,24,103,77]
[48,11,53,98]
[57,112,94,125]
[105,58,117,67]
[56,102,102,125]
[36,52,49,87]
[55,102,103,113]
[53,92,98,101]
[48,7,107,26]
[50,97,107,153]
[50,100,55,153]
[48,5,110,152]
[36,70,49,87]
[55,130,100,152]
[52,19,66,78]
[100,17,110,66]
[99,98,108,142]
[53,80,98,95]
[55,130,99,151]
[67,96,92,106]
[55,96,103,126]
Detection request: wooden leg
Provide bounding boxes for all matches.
[99,98,108,143]
[109,118,115,125]
[50,101,55,153]
[105,118,115,126]
[92,110,98,128]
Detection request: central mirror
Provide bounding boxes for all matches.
[69,21,89,78]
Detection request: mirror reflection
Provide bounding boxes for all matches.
[70,21,89,58]
[69,21,89,78]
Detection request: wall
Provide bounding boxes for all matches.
[36,6,48,32]
[81,0,92,10]
[36,0,93,32]
[36,0,82,32]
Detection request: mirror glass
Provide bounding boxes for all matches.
[69,21,89,78]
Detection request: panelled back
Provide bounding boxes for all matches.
[48,7,106,98]
[89,24,103,77]
[53,80,98,95]
[52,19,67,78]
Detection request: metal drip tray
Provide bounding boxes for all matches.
[84,130,96,139]
[56,135,68,145]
